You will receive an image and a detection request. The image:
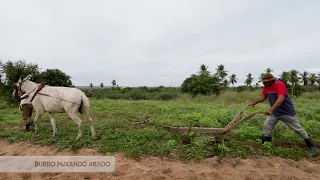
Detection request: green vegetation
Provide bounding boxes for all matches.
[1,59,320,161]
[1,91,320,161]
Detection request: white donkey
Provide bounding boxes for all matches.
[12,75,96,139]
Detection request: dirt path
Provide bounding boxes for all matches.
[0,140,320,180]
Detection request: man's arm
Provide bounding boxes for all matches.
[249,95,267,106]
[268,82,287,113]
[268,95,285,112]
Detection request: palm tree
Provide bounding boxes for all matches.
[309,73,317,91]
[111,80,117,86]
[215,64,228,82]
[229,74,237,86]
[288,70,300,95]
[255,82,260,89]
[279,71,290,85]
[258,73,264,82]
[223,79,229,90]
[265,68,273,73]
[300,71,309,86]
[245,73,254,87]
[198,64,210,75]
[111,80,117,91]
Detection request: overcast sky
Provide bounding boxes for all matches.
[0,0,319,87]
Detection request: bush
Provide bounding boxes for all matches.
[181,74,221,96]
[126,91,146,100]
[300,91,320,99]
[105,94,126,100]
[157,93,179,101]
[148,87,161,93]
[234,85,249,92]
[120,88,130,94]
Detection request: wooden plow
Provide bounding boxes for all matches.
[166,105,264,135]
[134,104,265,143]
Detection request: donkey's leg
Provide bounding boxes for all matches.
[67,108,84,139]
[88,116,96,137]
[34,110,45,134]
[86,116,96,137]
[83,107,96,137]
[49,113,57,137]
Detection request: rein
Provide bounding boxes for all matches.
[15,82,47,102]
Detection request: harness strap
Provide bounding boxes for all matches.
[19,94,29,100]
[14,90,22,101]
[30,83,46,102]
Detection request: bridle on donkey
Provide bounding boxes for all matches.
[12,79,47,102]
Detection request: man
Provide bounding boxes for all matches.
[12,89,34,131]
[249,73,317,154]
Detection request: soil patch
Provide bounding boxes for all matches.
[0,140,320,180]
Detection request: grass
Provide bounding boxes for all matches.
[1,91,320,161]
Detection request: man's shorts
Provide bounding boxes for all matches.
[21,104,33,120]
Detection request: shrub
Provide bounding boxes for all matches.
[127,91,146,100]
[157,93,179,101]
[300,91,320,99]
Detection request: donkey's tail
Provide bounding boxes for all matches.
[79,94,90,114]
[79,94,96,136]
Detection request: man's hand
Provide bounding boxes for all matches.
[264,109,273,115]
[249,95,267,107]
[248,102,256,107]
[269,95,285,113]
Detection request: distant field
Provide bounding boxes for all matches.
[1,91,320,161]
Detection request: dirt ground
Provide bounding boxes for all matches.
[0,140,320,180]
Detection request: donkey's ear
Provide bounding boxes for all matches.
[18,75,22,83]
[23,75,31,81]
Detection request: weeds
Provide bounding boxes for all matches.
[0,92,319,161]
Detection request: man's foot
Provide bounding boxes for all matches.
[309,146,317,155]
[262,136,272,144]
[25,124,30,131]
[304,137,318,155]
[27,120,34,126]
[24,120,34,132]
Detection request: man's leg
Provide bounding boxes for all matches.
[281,115,317,154]
[21,104,34,131]
[262,115,279,144]
[27,104,34,126]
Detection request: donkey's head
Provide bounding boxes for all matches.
[12,75,32,94]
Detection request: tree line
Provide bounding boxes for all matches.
[1,60,320,104]
[181,64,320,96]
[89,79,119,90]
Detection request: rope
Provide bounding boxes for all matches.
[36,92,83,106]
